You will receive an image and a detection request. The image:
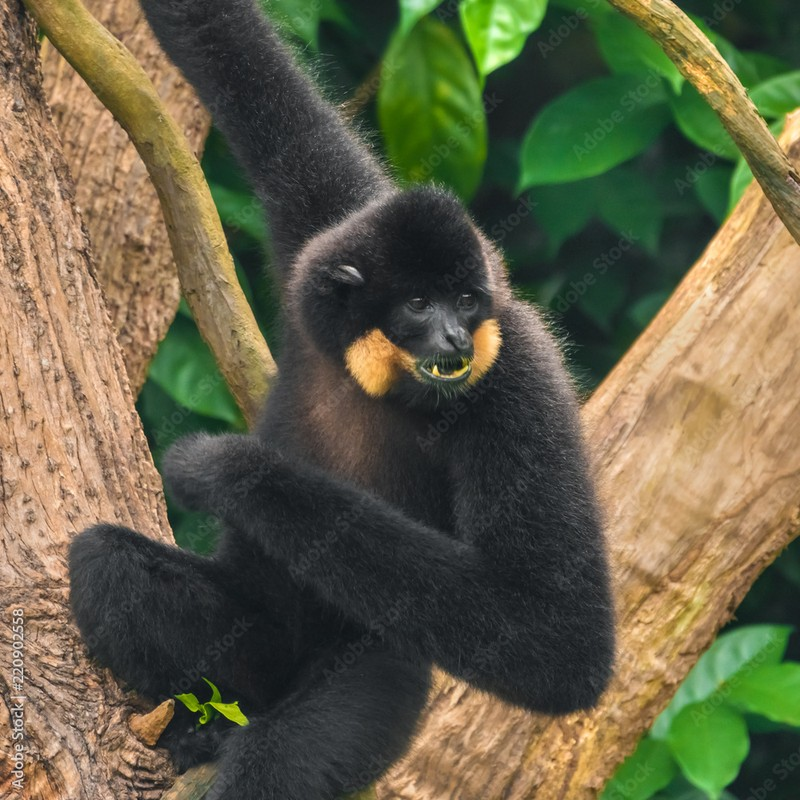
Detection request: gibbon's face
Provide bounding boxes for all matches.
[343,287,502,404]
[295,187,503,406]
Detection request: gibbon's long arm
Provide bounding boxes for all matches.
[165,312,615,713]
[140,0,389,267]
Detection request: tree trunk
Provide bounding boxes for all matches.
[41,0,210,393]
[378,112,800,799]
[0,3,174,797]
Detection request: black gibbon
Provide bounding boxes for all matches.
[68,0,615,797]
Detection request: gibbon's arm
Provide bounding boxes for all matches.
[139,0,389,265]
[165,322,614,713]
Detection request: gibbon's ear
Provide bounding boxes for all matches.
[330,265,365,287]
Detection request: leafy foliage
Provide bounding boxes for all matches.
[604,627,799,799]
[379,18,487,199]
[138,1,800,797]
[176,677,250,728]
[460,0,548,79]
[518,73,671,186]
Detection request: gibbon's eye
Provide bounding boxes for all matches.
[407,297,431,312]
[457,292,477,310]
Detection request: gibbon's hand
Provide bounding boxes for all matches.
[161,433,284,515]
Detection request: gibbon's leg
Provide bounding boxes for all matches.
[68,524,291,705]
[206,649,431,800]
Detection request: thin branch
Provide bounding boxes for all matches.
[340,60,383,121]
[604,0,800,245]
[23,0,277,425]
[161,764,218,800]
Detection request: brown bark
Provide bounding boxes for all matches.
[377,113,800,799]
[0,3,174,797]
[40,0,210,393]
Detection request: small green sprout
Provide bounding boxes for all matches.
[175,677,249,728]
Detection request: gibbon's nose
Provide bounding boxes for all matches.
[445,326,472,354]
[436,317,473,358]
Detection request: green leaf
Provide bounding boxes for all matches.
[149,315,244,427]
[714,38,760,88]
[726,119,784,214]
[713,39,789,90]
[197,703,216,725]
[518,73,670,188]
[577,268,627,332]
[592,12,684,93]
[726,663,800,726]
[208,701,250,726]
[666,704,749,798]
[601,737,678,800]
[627,291,669,330]
[669,83,738,160]
[320,0,352,31]
[533,165,661,254]
[549,0,609,13]
[379,18,487,199]
[175,692,201,713]
[594,167,663,254]
[397,0,442,39]
[533,181,598,255]
[262,0,322,46]
[736,52,792,86]
[693,164,733,224]
[459,0,547,78]
[775,541,800,590]
[170,509,222,555]
[203,677,223,705]
[728,158,754,212]
[652,625,792,739]
[750,71,800,120]
[209,183,268,243]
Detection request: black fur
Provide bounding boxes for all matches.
[68,1,615,797]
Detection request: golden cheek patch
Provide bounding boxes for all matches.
[345,329,417,397]
[467,319,502,385]
[345,320,502,396]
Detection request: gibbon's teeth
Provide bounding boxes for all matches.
[421,357,472,382]
[445,360,470,379]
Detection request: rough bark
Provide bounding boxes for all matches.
[0,3,174,797]
[40,0,210,393]
[377,113,800,799]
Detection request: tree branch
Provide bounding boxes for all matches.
[22,0,276,425]
[40,0,210,393]
[604,0,800,245]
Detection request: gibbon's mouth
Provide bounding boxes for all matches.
[418,356,472,383]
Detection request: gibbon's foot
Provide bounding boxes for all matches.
[206,650,430,800]
[158,709,227,773]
